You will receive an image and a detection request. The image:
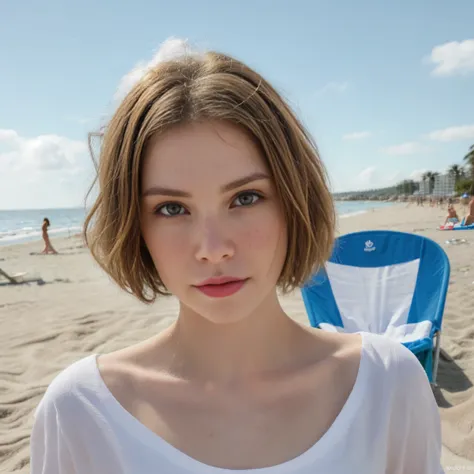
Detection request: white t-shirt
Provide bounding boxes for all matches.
[30,332,444,473]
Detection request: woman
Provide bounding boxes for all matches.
[30,50,443,473]
[443,204,460,226]
[41,218,58,255]
[464,196,474,226]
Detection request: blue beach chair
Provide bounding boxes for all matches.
[301,230,450,385]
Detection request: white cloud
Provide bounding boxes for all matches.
[408,169,428,181]
[351,166,400,190]
[0,130,94,209]
[332,166,430,192]
[427,39,474,76]
[343,131,371,140]
[388,171,402,183]
[381,142,429,156]
[357,166,376,186]
[114,37,201,102]
[0,130,87,173]
[0,129,22,146]
[426,124,474,142]
[315,81,349,96]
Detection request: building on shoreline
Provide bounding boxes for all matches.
[333,172,459,201]
[418,173,456,197]
[432,173,456,196]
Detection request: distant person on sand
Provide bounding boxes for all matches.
[443,204,459,226]
[30,48,443,473]
[41,218,58,255]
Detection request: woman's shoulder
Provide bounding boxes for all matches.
[360,332,429,388]
[35,354,103,417]
[326,331,424,374]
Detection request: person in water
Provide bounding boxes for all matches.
[30,48,443,473]
[41,218,58,255]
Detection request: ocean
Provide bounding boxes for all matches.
[0,201,395,247]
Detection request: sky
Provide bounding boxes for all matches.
[1,0,473,210]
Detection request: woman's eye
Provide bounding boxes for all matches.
[153,191,262,218]
[233,191,262,207]
[155,203,186,217]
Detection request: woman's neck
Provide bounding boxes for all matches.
[157,294,314,386]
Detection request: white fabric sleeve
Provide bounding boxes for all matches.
[386,344,444,474]
[30,394,76,474]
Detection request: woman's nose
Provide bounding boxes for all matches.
[193,220,235,263]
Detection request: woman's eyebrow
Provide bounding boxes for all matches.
[142,171,270,198]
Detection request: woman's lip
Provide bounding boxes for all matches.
[195,277,246,287]
[194,279,248,298]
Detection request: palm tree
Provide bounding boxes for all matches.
[464,145,474,178]
[422,171,439,194]
[431,171,440,193]
[448,164,463,183]
[421,172,430,195]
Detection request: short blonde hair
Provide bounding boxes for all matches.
[84,51,335,303]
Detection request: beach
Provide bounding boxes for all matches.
[0,203,473,472]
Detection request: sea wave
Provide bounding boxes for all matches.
[0,226,82,245]
[338,210,369,219]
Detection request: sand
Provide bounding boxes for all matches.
[0,203,473,472]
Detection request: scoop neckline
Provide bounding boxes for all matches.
[89,331,369,473]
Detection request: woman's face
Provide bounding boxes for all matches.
[140,121,288,325]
